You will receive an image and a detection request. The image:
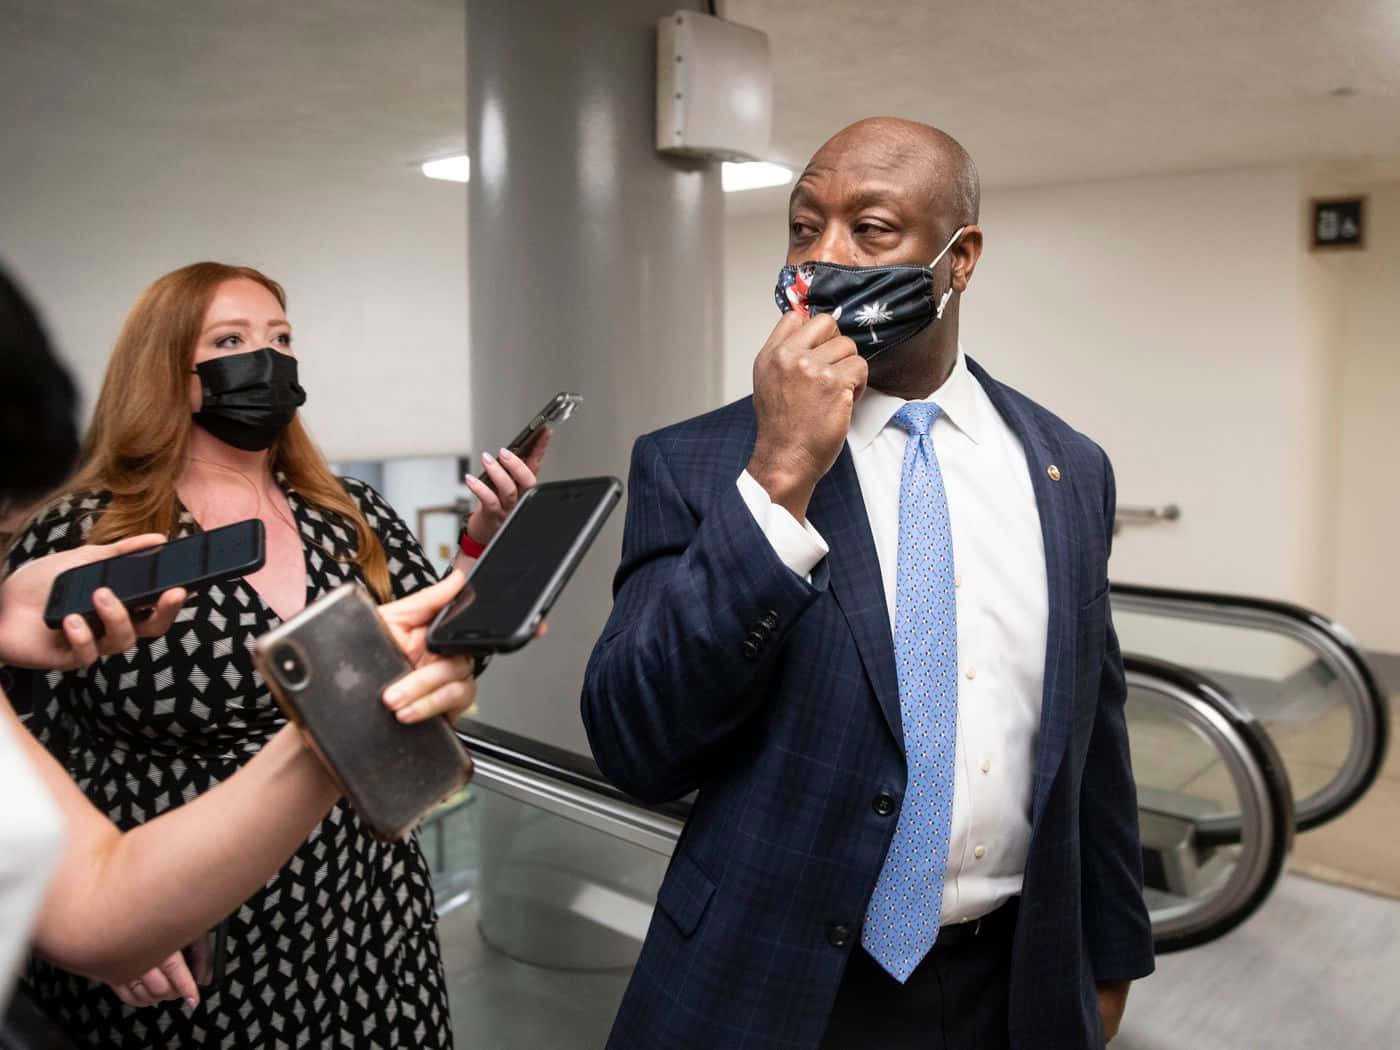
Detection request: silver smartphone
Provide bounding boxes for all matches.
[253,583,473,841]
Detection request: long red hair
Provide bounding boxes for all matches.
[20,262,391,600]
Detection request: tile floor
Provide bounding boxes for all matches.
[1116,874,1400,1050]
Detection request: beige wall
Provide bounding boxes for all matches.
[1312,182,1400,651]
[0,149,472,462]
[722,167,1397,651]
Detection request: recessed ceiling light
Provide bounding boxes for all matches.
[722,161,793,193]
[422,155,470,182]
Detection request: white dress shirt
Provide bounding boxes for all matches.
[0,712,64,1011]
[737,349,1048,924]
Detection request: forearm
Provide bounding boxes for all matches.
[30,722,338,982]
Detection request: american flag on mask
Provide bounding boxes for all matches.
[775,263,817,317]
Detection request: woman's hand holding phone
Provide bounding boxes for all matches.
[460,428,551,548]
[0,536,188,671]
[109,936,208,1009]
[377,571,480,724]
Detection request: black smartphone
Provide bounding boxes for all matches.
[253,583,473,842]
[476,392,582,488]
[42,519,266,630]
[428,476,622,654]
[181,920,227,988]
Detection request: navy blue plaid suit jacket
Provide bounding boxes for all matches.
[582,358,1154,1050]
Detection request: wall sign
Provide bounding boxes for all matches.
[1312,197,1365,250]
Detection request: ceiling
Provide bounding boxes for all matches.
[0,0,467,183]
[3,0,1398,204]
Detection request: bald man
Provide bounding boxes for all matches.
[583,118,1153,1050]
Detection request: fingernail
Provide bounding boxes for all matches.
[383,687,402,706]
[95,589,116,607]
[65,614,83,630]
[185,996,198,1009]
[481,451,495,463]
[396,705,416,723]
[498,446,514,459]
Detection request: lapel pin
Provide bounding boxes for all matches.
[1047,464,1061,481]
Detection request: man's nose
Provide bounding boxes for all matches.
[806,228,858,266]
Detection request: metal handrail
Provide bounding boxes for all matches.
[1125,655,1294,952]
[1114,503,1181,534]
[1111,582,1388,832]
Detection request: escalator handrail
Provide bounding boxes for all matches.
[1111,581,1389,832]
[1124,654,1294,953]
[457,718,693,823]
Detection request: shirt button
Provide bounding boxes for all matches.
[872,793,896,817]
[954,574,963,588]
[973,844,987,860]
[965,666,977,680]
[980,758,991,774]
[827,923,853,948]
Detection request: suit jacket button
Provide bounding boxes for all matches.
[761,610,779,630]
[827,923,852,948]
[742,639,760,659]
[872,793,896,817]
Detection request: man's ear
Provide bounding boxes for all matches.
[950,225,983,292]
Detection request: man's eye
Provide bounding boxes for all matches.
[790,222,815,238]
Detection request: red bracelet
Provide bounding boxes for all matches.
[459,531,487,559]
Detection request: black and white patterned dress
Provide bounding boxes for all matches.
[9,476,453,1050]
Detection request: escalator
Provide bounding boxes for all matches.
[421,585,1385,1046]
[1112,584,1389,833]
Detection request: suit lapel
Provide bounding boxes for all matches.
[966,358,1076,826]
[806,446,905,753]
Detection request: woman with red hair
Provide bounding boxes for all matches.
[8,262,541,1048]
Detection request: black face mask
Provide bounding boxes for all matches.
[192,347,306,451]
[774,227,965,360]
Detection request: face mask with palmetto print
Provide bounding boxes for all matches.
[774,226,966,361]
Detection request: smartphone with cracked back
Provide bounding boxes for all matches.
[253,582,473,842]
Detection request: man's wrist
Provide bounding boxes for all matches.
[745,453,816,522]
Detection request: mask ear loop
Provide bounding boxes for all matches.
[929,225,967,320]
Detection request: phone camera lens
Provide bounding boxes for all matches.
[273,645,309,689]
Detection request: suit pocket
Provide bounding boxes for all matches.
[656,850,716,937]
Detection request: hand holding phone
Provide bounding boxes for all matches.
[477,392,581,491]
[254,583,474,841]
[460,393,581,552]
[0,535,192,671]
[430,476,622,655]
[42,520,264,632]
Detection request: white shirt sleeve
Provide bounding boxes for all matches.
[0,715,65,1011]
[736,470,830,580]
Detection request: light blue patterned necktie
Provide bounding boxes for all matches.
[862,400,959,983]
